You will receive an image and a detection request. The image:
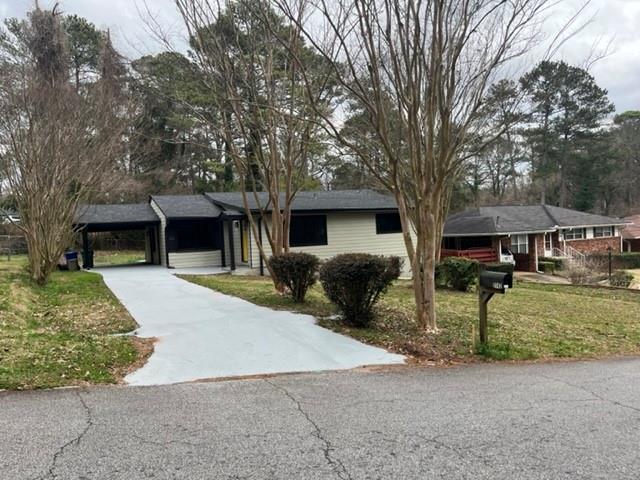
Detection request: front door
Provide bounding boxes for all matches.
[544,232,553,257]
[241,220,249,263]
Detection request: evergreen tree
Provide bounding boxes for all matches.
[521,61,614,207]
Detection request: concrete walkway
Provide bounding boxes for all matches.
[96,266,404,386]
[514,271,571,284]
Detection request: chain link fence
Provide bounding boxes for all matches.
[0,234,27,260]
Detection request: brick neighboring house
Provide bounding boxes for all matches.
[622,214,640,252]
[442,205,626,272]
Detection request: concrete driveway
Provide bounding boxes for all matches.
[96,266,404,385]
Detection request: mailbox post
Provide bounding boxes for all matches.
[478,270,513,344]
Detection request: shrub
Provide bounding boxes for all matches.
[539,257,564,271]
[567,264,590,285]
[610,270,634,288]
[439,257,479,292]
[588,252,640,270]
[434,262,447,288]
[268,252,320,303]
[319,254,401,327]
[538,261,555,275]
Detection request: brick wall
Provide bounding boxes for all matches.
[535,234,545,258]
[565,236,622,254]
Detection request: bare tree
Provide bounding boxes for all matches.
[0,5,129,284]
[280,0,566,330]
[174,0,336,285]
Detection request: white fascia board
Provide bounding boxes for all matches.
[443,230,553,238]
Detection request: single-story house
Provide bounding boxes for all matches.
[76,190,411,274]
[75,192,626,274]
[622,214,640,252]
[443,205,626,271]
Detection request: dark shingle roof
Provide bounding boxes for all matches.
[76,204,159,226]
[205,190,397,212]
[543,205,625,228]
[444,205,625,236]
[151,195,222,219]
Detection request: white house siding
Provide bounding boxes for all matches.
[248,212,412,277]
[168,250,223,269]
[150,199,167,266]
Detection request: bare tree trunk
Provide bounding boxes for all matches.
[280,0,564,331]
[174,0,335,291]
[0,7,129,285]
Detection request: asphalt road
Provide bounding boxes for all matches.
[2,358,640,479]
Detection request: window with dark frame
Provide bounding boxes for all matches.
[511,234,529,254]
[593,226,614,238]
[290,215,328,247]
[564,228,586,240]
[166,219,222,252]
[376,213,402,234]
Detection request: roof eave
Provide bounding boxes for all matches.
[557,222,627,228]
[443,230,554,237]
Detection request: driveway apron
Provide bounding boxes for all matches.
[96,266,405,385]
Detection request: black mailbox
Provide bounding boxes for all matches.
[479,271,513,293]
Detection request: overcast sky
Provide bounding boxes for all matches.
[1,0,639,114]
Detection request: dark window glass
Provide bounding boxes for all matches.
[376,213,402,234]
[167,219,222,252]
[290,215,328,247]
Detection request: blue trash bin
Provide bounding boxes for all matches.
[64,251,78,262]
[64,251,79,271]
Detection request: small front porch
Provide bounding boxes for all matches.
[442,233,546,272]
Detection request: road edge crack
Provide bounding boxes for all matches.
[264,379,352,480]
[37,390,94,480]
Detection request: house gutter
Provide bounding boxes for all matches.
[443,230,553,238]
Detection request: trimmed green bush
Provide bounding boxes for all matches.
[539,257,564,270]
[269,252,320,303]
[538,261,555,275]
[435,262,447,288]
[319,254,401,327]
[610,270,634,288]
[439,257,479,292]
[589,253,640,270]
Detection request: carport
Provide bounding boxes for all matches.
[75,204,161,269]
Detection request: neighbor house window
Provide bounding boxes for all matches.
[593,226,614,238]
[166,219,222,252]
[376,213,402,234]
[290,215,328,247]
[564,228,586,240]
[511,234,529,254]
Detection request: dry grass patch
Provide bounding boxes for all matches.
[0,256,150,390]
[183,274,640,363]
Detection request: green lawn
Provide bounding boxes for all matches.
[93,250,147,267]
[183,274,640,362]
[0,256,150,390]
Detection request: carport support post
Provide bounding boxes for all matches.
[227,219,236,271]
[81,229,93,269]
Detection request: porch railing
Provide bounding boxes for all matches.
[441,247,498,263]
[552,246,585,266]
